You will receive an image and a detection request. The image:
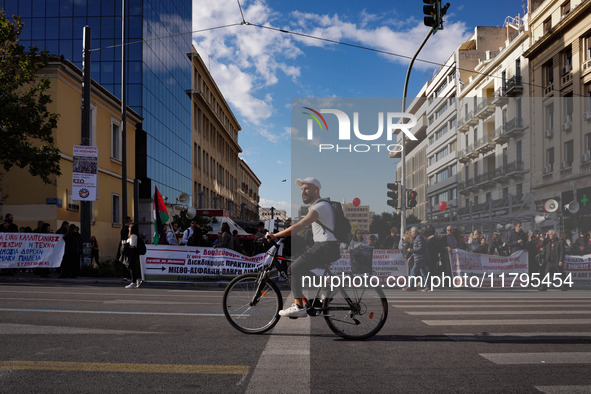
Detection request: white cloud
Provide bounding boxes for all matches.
[192,1,471,137]
[259,198,291,212]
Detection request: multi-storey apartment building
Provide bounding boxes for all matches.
[394,87,429,223]
[187,48,260,221]
[456,19,536,233]
[342,203,373,233]
[524,0,591,230]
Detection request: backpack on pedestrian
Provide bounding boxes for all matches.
[315,199,352,244]
[137,237,147,255]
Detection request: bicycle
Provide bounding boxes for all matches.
[222,239,388,340]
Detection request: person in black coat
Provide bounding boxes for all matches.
[540,230,566,291]
[507,222,528,254]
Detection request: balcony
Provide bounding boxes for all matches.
[458,114,471,132]
[505,117,526,137]
[494,161,526,182]
[491,87,508,106]
[457,146,477,163]
[493,125,509,143]
[505,76,523,96]
[474,136,495,154]
[475,98,495,119]
[561,65,573,86]
[458,178,475,194]
[474,172,495,187]
[543,83,554,96]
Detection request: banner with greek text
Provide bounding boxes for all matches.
[0,233,65,269]
[449,249,528,288]
[141,246,409,283]
[140,245,267,282]
[564,254,591,288]
[321,249,408,283]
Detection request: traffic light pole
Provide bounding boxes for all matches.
[400,27,434,233]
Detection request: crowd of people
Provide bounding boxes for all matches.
[348,222,591,291]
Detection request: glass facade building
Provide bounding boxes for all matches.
[1,0,192,207]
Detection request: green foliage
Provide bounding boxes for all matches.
[171,208,214,233]
[0,12,61,188]
[370,212,401,240]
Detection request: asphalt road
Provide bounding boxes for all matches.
[1,280,591,393]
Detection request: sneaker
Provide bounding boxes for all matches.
[136,279,143,288]
[421,288,431,292]
[403,287,416,291]
[125,282,137,289]
[278,303,308,318]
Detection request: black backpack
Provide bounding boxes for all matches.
[315,199,351,244]
[137,237,147,255]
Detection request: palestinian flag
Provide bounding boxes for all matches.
[153,186,169,245]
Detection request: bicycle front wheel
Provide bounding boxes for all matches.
[223,273,283,334]
[323,286,388,340]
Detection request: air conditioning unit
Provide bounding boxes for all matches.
[545,130,553,138]
[562,64,572,74]
[582,151,591,162]
[560,161,571,170]
[562,121,572,131]
[543,165,552,174]
[584,111,591,121]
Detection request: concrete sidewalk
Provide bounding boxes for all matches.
[0,271,229,289]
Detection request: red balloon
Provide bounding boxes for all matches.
[352,198,361,207]
[438,201,447,211]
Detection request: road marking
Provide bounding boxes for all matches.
[0,361,248,374]
[423,319,591,326]
[393,304,590,309]
[246,295,310,393]
[445,332,591,341]
[480,352,591,365]
[0,323,156,335]
[407,310,591,316]
[0,307,223,317]
[0,289,222,298]
[535,386,591,393]
[0,298,217,305]
[391,299,591,303]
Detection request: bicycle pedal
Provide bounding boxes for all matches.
[314,311,331,317]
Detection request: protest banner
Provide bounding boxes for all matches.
[141,245,409,283]
[449,249,528,288]
[564,254,591,288]
[0,233,65,269]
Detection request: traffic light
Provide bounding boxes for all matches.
[423,0,440,29]
[387,182,399,209]
[407,189,418,208]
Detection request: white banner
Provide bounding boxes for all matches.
[72,145,98,201]
[449,249,528,288]
[325,249,408,284]
[564,254,591,288]
[141,245,267,282]
[141,246,409,283]
[0,233,65,268]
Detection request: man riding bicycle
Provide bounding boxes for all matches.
[266,177,341,318]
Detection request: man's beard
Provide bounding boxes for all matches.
[302,194,314,205]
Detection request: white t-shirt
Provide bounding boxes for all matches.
[310,199,337,242]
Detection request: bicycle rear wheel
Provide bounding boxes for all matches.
[223,273,283,334]
[323,286,388,340]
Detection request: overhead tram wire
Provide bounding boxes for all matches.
[89,23,244,53]
[88,17,586,98]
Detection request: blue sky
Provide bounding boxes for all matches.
[192,0,527,216]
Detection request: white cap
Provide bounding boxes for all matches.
[295,177,321,190]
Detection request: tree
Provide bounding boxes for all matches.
[370,212,401,242]
[0,12,60,196]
